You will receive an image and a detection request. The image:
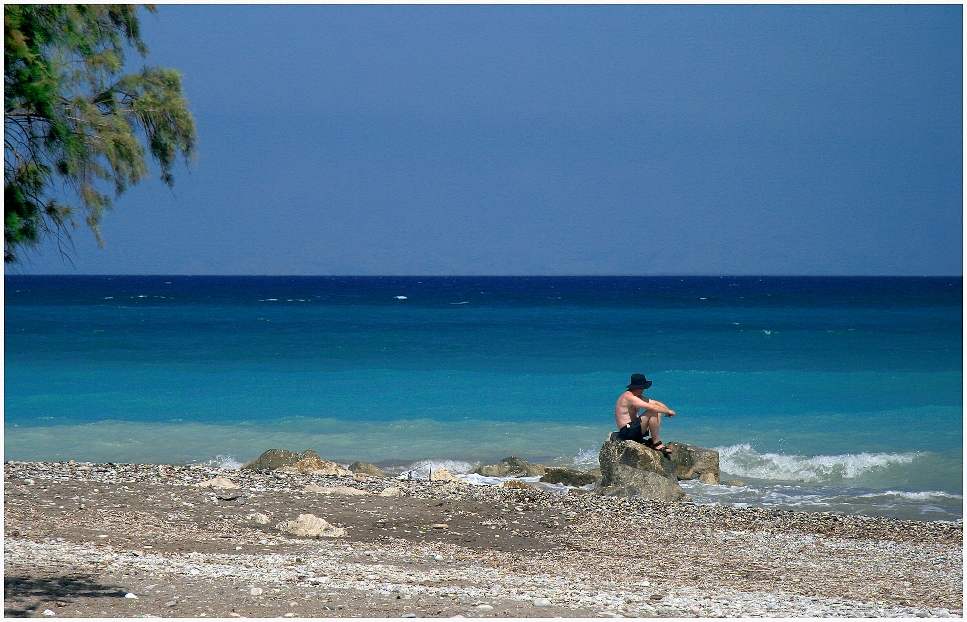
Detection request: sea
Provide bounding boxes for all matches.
[4,275,963,522]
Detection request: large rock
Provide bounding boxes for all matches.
[596,433,684,500]
[539,467,597,487]
[241,449,321,471]
[473,456,546,477]
[596,434,720,500]
[667,442,720,485]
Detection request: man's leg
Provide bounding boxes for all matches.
[642,412,662,443]
[642,413,671,454]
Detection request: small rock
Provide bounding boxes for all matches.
[164,601,177,607]
[473,456,546,477]
[690,605,701,614]
[250,588,263,596]
[349,461,385,477]
[277,513,346,538]
[402,614,417,618]
[428,468,466,483]
[229,614,241,618]
[379,487,403,497]
[533,598,552,607]
[283,614,296,618]
[247,513,271,525]
[476,604,494,612]
[277,457,353,476]
[433,554,445,561]
[195,477,239,489]
[124,593,138,599]
[430,523,449,529]
[42,610,55,617]
[303,484,369,496]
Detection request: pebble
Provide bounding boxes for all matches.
[42,610,55,617]
[533,598,552,607]
[402,614,417,618]
[476,604,493,612]
[250,587,263,596]
[124,593,138,599]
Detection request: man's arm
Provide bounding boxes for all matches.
[640,397,676,416]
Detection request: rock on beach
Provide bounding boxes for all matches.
[596,433,721,500]
[473,456,546,477]
[276,513,345,538]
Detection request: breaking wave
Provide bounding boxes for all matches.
[716,443,920,483]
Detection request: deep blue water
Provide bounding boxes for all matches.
[5,275,962,521]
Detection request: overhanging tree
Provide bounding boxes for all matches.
[4,4,195,263]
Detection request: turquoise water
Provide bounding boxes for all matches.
[5,275,962,521]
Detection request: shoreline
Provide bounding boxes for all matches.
[5,460,962,618]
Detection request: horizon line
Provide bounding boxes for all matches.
[5,273,963,279]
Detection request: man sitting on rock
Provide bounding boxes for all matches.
[614,373,676,455]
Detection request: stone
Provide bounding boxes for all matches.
[379,487,404,497]
[722,479,746,487]
[195,477,239,489]
[596,433,688,501]
[539,467,597,487]
[241,449,322,471]
[248,512,271,525]
[476,605,494,612]
[250,588,263,596]
[277,513,345,538]
[277,457,353,477]
[666,442,720,485]
[429,468,466,483]
[473,456,546,477]
[303,484,369,495]
[501,479,534,489]
[533,598,552,607]
[348,461,385,477]
[430,523,449,529]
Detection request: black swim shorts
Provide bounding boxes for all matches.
[617,418,647,443]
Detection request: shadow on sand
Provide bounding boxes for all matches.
[3,574,126,617]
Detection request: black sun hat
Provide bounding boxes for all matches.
[627,373,652,390]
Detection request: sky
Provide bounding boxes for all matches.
[11,4,963,276]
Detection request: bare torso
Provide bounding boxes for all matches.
[614,390,648,428]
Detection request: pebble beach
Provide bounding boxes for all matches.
[4,460,962,618]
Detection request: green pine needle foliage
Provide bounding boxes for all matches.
[4,4,196,263]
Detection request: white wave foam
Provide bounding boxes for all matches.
[192,454,243,469]
[551,447,599,470]
[854,490,963,502]
[715,443,919,483]
[396,458,478,480]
